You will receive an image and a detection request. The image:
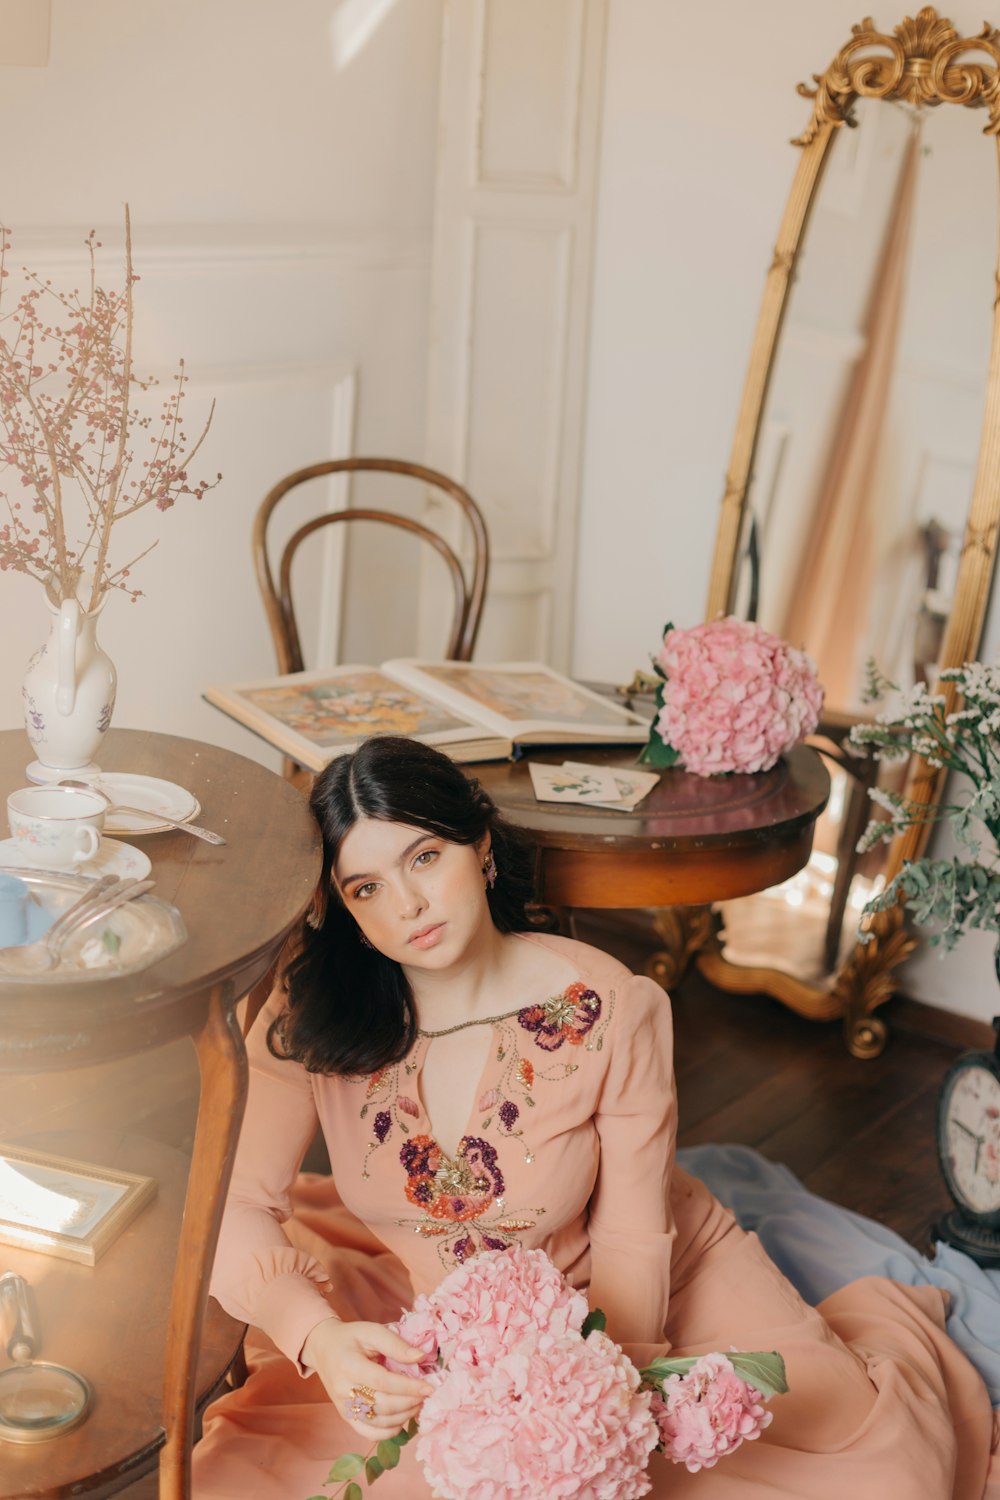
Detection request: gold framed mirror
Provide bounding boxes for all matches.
[696,8,1000,1057]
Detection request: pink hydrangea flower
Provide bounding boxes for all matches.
[650,1352,773,1472]
[382,1306,442,1379]
[391,1246,588,1373]
[653,616,823,776]
[416,1327,659,1500]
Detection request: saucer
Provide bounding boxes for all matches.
[0,837,152,881]
[90,773,200,837]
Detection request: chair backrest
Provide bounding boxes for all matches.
[252,458,489,675]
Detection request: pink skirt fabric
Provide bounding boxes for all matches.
[194,1172,1000,1499]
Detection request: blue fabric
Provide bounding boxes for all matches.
[677,1142,1000,1406]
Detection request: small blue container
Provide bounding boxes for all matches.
[0,873,29,947]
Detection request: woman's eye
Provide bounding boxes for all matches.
[413,849,438,868]
[354,882,379,900]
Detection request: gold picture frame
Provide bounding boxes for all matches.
[701,7,1000,1057]
[0,1144,157,1266]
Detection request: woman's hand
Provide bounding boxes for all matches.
[302,1316,435,1442]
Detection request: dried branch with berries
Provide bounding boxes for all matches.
[0,207,220,610]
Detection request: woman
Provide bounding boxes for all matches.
[195,736,996,1498]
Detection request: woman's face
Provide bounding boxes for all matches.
[333,816,492,970]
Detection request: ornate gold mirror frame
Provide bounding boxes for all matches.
[699,8,1000,1057]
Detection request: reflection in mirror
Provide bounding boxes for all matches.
[715,94,997,987]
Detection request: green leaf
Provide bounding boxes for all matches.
[728,1350,788,1398]
[395,1422,415,1447]
[365,1456,384,1484]
[344,1486,363,1500]
[639,1355,699,1383]
[639,1350,788,1400]
[376,1439,401,1470]
[638,734,681,769]
[406,1418,419,1438]
[581,1307,607,1337]
[326,1454,365,1483]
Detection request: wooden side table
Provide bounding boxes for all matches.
[475,744,830,986]
[0,728,322,1500]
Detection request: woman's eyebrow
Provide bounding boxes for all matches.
[338,833,435,888]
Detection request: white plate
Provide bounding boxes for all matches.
[0,837,152,881]
[91,773,201,837]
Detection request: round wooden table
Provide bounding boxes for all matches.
[475,744,830,906]
[475,744,830,989]
[0,728,322,1500]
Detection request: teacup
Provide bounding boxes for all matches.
[7,785,106,873]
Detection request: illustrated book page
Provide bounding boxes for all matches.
[383,660,650,744]
[203,667,513,770]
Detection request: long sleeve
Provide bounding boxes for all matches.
[210,989,336,1373]
[586,973,677,1368]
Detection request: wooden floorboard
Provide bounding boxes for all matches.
[0,919,970,1255]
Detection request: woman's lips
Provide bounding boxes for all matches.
[409,923,446,949]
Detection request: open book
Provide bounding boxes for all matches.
[203,659,651,769]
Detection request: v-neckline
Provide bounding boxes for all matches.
[407,934,585,1161]
[411,1020,499,1163]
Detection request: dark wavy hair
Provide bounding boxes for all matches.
[268,736,549,1076]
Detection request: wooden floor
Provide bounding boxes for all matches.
[1,919,968,1255]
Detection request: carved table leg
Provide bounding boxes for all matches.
[159,985,248,1500]
[832,904,917,1059]
[645,906,714,991]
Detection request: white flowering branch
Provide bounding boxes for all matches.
[0,207,220,610]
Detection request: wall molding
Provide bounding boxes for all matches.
[1,225,432,275]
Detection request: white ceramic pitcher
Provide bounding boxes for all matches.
[22,596,117,781]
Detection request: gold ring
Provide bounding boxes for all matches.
[347,1383,377,1422]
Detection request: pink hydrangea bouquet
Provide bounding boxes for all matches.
[321,1246,787,1500]
[639,617,824,777]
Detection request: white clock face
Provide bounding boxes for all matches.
[944,1064,1000,1215]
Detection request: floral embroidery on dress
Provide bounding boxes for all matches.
[358,1059,419,1179]
[517,982,602,1051]
[481,987,615,1164]
[355,984,614,1218]
[396,1133,543,1267]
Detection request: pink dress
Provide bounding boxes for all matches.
[195,933,998,1498]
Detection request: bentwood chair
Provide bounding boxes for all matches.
[239,459,489,1114]
[252,457,489,678]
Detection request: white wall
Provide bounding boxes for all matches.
[573,0,1000,679]
[0,0,443,772]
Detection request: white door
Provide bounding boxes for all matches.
[422,0,608,667]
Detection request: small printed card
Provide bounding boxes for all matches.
[529,761,660,808]
[561,762,660,810]
[528,762,623,804]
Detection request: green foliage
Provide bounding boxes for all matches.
[324,1425,415,1499]
[640,1349,788,1400]
[851,659,1000,951]
[376,1440,401,1471]
[638,630,681,768]
[326,1455,364,1484]
[581,1307,607,1337]
[864,857,1000,951]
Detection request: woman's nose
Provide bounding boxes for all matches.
[399,882,426,919]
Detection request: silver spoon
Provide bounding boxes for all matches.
[58,780,227,845]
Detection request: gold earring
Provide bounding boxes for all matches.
[483,851,497,889]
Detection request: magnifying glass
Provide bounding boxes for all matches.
[0,1272,91,1443]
